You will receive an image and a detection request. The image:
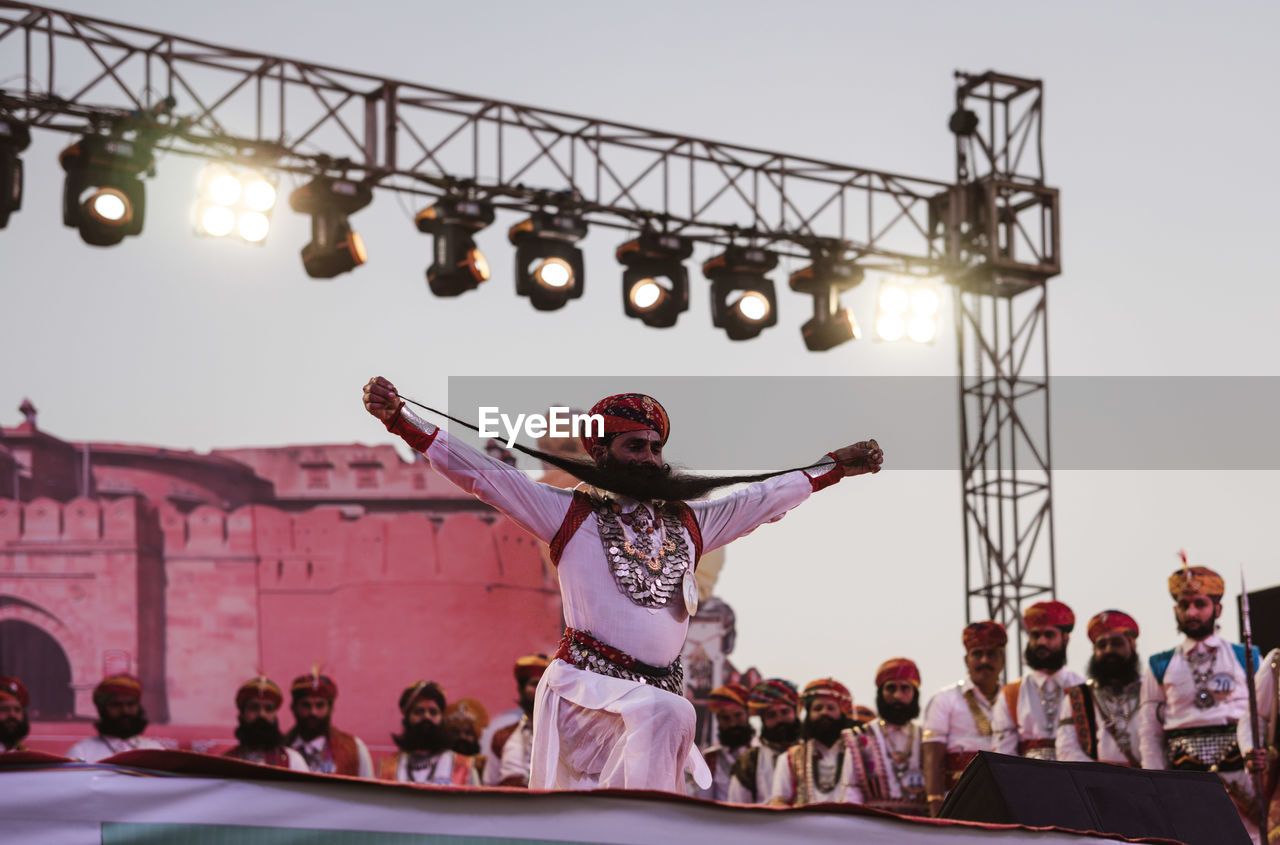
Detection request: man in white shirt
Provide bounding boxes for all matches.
[364,377,883,793]
[284,671,374,778]
[1056,610,1142,766]
[849,658,926,816]
[921,620,1006,815]
[67,675,164,762]
[378,680,480,785]
[727,678,800,804]
[222,676,308,771]
[483,654,548,787]
[690,683,756,801]
[1139,561,1261,842]
[0,676,30,753]
[1242,647,1278,843]
[992,601,1084,761]
[769,678,863,806]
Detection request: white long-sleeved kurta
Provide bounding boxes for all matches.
[399,412,832,792]
[992,668,1085,757]
[1054,682,1142,765]
[726,743,788,804]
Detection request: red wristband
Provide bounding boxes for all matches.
[386,403,438,454]
[807,452,844,493]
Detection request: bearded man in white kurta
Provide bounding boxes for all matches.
[364,378,883,793]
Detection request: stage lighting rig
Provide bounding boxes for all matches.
[616,232,693,328]
[415,196,495,296]
[875,277,941,343]
[0,119,31,229]
[194,163,277,244]
[58,133,154,247]
[789,249,864,351]
[703,245,778,341]
[508,210,587,311]
[288,176,373,279]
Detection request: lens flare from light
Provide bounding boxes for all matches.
[876,314,905,342]
[736,291,771,322]
[242,177,276,213]
[908,315,937,343]
[208,171,242,206]
[535,257,573,288]
[879,285,909,316]
[911,288,940,317]
[468,249,491,282]
[87,189,129,224]
[350,231,368,265]
[629,278,662,311]
[237,211,270,243]
[199,205,235,237]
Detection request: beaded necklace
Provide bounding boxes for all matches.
[593,499,691,609]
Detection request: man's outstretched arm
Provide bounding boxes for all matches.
[363,376,569,544]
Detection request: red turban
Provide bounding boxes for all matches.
[514,653,550,684]
[398,680,446,715]
[290,671,337,702]
[801,678,853,717]
[1087,610,1140,643]
[235,676,283,709]
[1168,560,1224,599]
[875,658,921,689]
[708,683,751,715]
[853,705,877,725]
[748,678,799,714]
[1024,600,1075,633]
[963,620,1008,650]
[579,393,670,455]
[94,674,142,705]
[0,676,28,708]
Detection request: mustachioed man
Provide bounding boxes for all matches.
[992,601,1084,761]
[727,678,801,805]
[1056,610,1143,767]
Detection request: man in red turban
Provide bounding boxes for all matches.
[67,675,164,762]
[1057,611,1143,767]
[922,620,1007,815]
[1140,556,1263,842]
[0,676,29,753]
[690,683,755,801]
[728,678,800,804]
[487,654,550,787]
[992,601,1084,761]
[364,375,883,794]
[769,679,862,806]
[224,677,308,770]
[847,658,926,816]
[285,670,373,777]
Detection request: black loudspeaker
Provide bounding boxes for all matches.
[939,752,1249,845]
[1239,584,1280,656]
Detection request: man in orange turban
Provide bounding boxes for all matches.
[690,683,754,801]
[1140,556,1263,842]
[487,654,550,787]
[224,676,308,770]
[992,601,1084,761]
[285,670,373,778]
[0,676,29,753]
[67,675,164,762]
[848,658,926,816]
[364,375,883,794]
[769,679,862,806]
[1057,611,1143,767]
[922,621,1007,815]
[728,678,800,804]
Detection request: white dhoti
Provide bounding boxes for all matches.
[531,659,711,793]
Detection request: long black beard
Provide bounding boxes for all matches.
[717,724,755,750]
[1025,643,1068,673]
[291,714,330,742]
[1089,652,1141,687]
[0,716,29,749]
[393,719,451,754]
[875,690,921,726]
[451,736,481,756]
[235,717,285,750]
[760,721,800,748]
[804,716,846,747]
[1178,617,1215,641]
[572,453,766,503]
[95,711,148,739]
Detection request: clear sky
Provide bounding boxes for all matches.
[3,1,1278,710]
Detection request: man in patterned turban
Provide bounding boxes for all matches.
[285,670,373,778]
[992,601,1084,761]
[728,678,800,804]
[768,679,863,806]
[67,675,164,762]
[364,375,883,794]
[922,620,1007,815]
[690,683,754,801]
[0,676,29,752]
[224,676,308,770]
[487,653,551,787]
[1057,611,1142,767]
[1140,555,1262,842]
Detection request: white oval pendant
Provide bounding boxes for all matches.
[683,570,699,616]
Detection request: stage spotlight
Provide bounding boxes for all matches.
[59,134,153,246]
[288,176,373,279]
[195,163,279,244]
[875,278,941,343]
[617,232,692,328]
[415,196,495,296]
[703,245,778,340]
[0,119,31,229]
[789,250,864,351]
[508,210,587,311]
